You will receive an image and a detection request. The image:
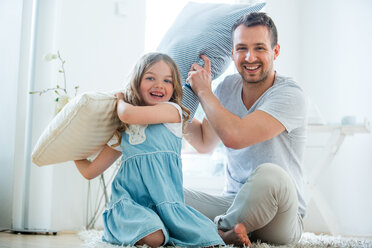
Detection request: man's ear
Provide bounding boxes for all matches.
[273,44,280,60]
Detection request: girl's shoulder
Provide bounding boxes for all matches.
[161,102,183,138]
[161,102,182,119]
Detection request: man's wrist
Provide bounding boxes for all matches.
[195,87,212,99]
[184,82,209,98]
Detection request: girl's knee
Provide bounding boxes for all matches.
[136,229,165,248]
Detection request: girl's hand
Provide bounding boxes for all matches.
[114,92,125,102]
[115,92,131,116]
[116,93,134,123]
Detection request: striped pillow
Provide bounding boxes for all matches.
[32,92,121,166]
[157,2,266,118]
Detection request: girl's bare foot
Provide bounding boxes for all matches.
[218,223,251,247]
[135,229,164,248]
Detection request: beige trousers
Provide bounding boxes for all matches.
[184,163,304,245]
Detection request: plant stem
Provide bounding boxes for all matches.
[30,87,66,95]
[57,51,67,94]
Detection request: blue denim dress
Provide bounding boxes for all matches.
[102,123,224,247]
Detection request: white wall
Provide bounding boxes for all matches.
[11,0,146,231]
[0,0,23,229]
[266,0,372,237]
[47,0,146,230]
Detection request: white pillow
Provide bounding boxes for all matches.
[32,92,121,166]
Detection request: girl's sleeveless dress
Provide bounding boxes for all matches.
[102,116,224,247]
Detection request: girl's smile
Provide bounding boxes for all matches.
[140,60,174,106]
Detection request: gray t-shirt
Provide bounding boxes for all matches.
[214,73,308,217]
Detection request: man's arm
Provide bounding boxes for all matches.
[184,117,220,153]
[187,55,285,150]
[196,91,284,149]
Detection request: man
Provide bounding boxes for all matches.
[184,12,308,246]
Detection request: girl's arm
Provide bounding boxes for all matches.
[115,93,180,125]
[74,144,122,180]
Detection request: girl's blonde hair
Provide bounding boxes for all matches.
[113,53,190,146]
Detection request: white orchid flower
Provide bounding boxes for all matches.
[44,53,58,62]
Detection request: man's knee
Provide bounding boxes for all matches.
[239,163,296,207]
[234,164,299,233]
[250,163,292,190]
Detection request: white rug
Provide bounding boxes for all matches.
[78,229,372,248]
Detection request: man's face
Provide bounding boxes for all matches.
[231,25,280,85]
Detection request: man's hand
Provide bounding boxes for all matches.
[186,55,212,96]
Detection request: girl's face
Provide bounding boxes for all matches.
[140,60,174,106]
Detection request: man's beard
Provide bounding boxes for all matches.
[240,69,270,85]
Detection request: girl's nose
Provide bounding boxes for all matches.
[154,80,164,88]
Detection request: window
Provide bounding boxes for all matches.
[144,0,238,194]
[144,0,237,53]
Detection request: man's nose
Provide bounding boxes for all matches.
[245,51,251,62]
[245,50,256,62]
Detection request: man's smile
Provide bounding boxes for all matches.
[243,64,261,73]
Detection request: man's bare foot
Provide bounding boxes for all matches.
[218,223,251,247]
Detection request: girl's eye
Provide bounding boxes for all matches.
[146,77,154,81]
[164,79,172,83]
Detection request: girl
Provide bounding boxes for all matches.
[74,53,224,247]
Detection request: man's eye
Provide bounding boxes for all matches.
[237,47,247,51]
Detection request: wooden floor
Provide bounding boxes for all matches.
[0,231,83,248]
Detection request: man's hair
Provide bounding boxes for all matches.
[231,12,278,48]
